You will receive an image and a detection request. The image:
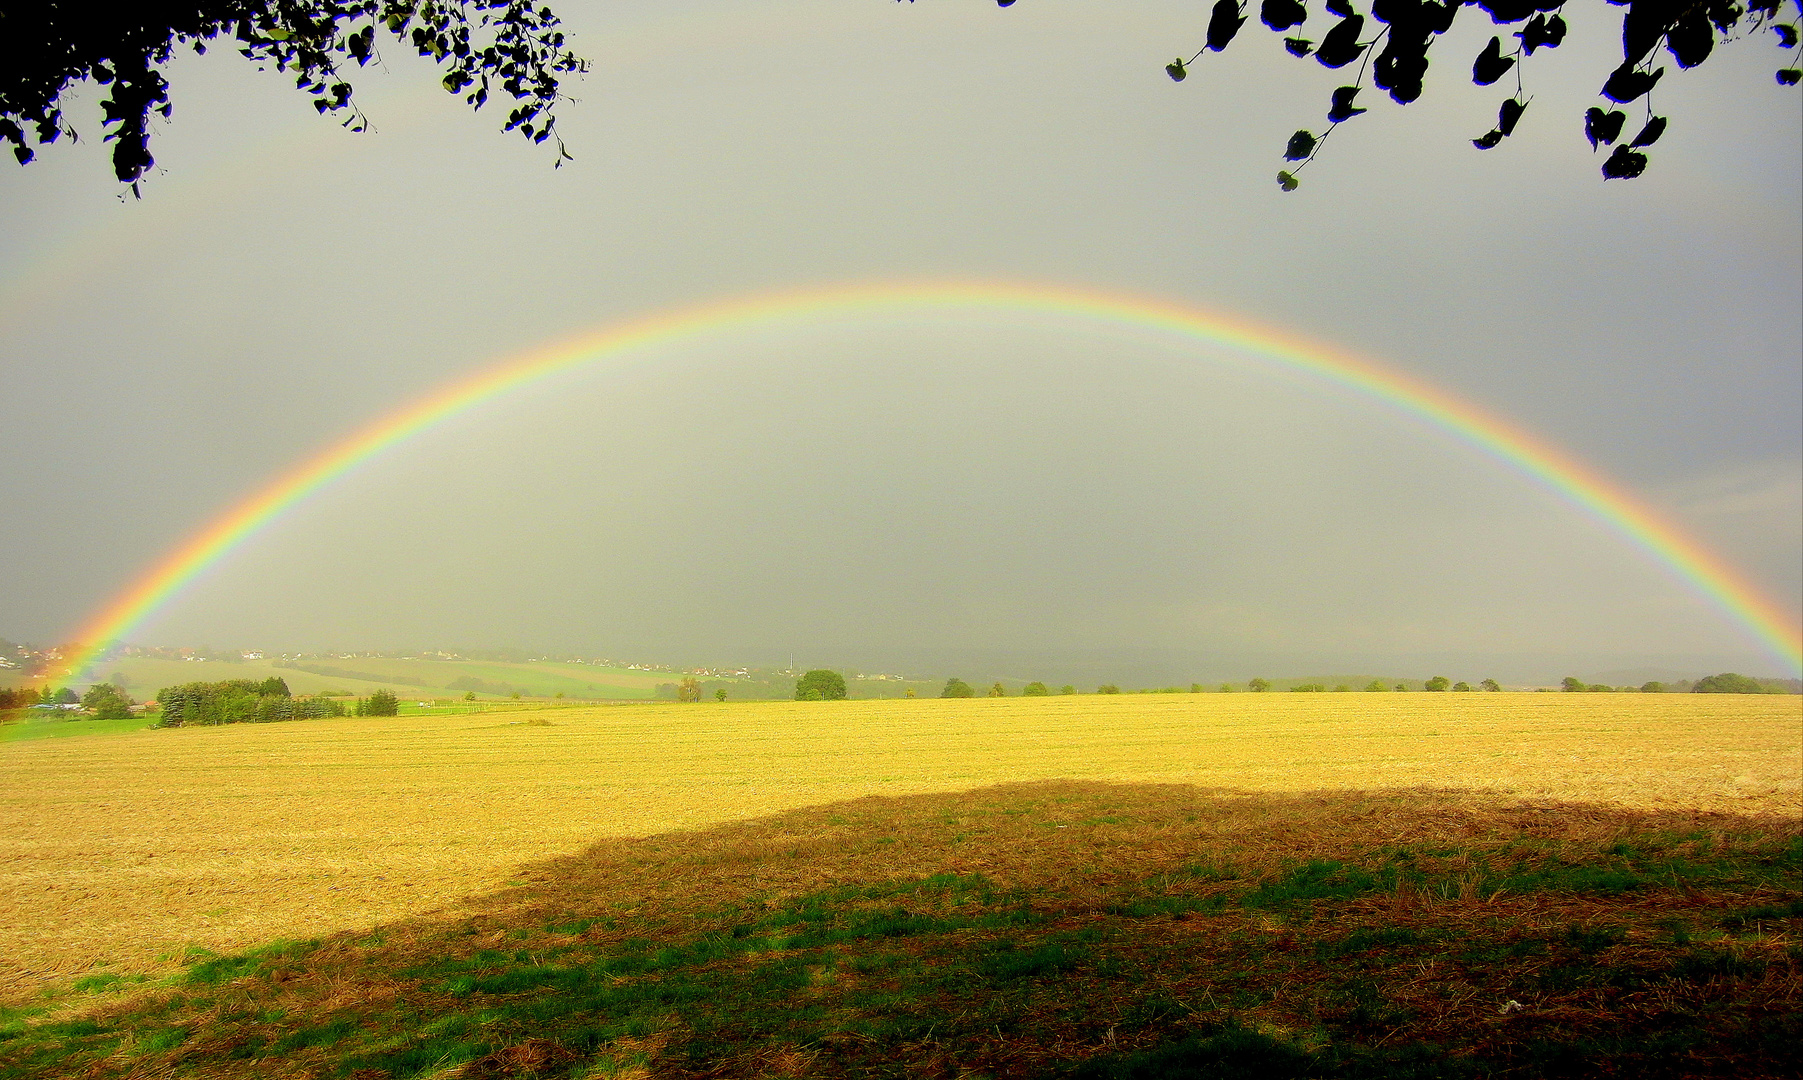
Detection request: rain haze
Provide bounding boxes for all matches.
[1,0,1799,686]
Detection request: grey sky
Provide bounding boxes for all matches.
[1,0,1798,682]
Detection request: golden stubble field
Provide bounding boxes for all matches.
[0,692,1796,1001]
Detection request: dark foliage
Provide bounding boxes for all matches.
[794,669,848,701]
[155,678,345,725]
[356,687,400,715]
[79,681,134,719]
[1693,671,1774,693]
[1,0,586,194]
[1059,0,1803,186]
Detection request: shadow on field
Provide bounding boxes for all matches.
[454,778,1791,928]
[5,781,1798,1080]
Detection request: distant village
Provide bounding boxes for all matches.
[0,637,912,687]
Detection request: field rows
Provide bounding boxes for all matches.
[0,693,1795,1001]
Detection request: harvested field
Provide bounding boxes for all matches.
[0,693,1795,1001]
[2,781,1798,1078]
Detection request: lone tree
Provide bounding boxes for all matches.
[941,677,976,698]
[795,669,847,701]
[80,682,134,720]
[2,0,586,194]
[1134,0,1800,187]
[677,677,702,702]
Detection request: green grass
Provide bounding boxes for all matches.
[0,712,154,742]
[0,813,1794,1079]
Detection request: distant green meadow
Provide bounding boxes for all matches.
[0,711,156,742]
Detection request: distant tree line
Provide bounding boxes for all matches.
[276,661,434,688]
[154,677,351,726]
[916,673,1801,697]
[929,675,1509,696]
[448,675,537,699]
[0,684,140,718]
[0,685,77,709]
[1562,673,1797,694]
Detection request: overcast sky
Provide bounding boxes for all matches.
[1,0,1798,684]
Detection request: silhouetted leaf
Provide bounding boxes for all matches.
[1585,107,1627,147]
[1473,129,1504,148]
[1776,25,1799,48]
[1497,96,1526,135]
[1327,85,1367,121]
[1285,129,1318,159]
[1285,37,1315,56]
[1315,15,1367,67]
[1779,68,1802,85]
[1475,0,1536,23]
[1601,144,1648,178]
[1665,9,1714,67]
[1277,169,1300,190]
[1602,63,1663,102]
[1518,13,1565,53]
[1621,2,1666,65]
[1472,37,1515,84]
[1207,0,1248,51]
[1166,58,1188,81]
[1374,35,1430,103]
[997,0,1016,6]
[1262,0,1308,31]
[1325,0,1354,16]
[1628,115,1666,146]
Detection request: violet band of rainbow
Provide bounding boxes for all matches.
[58,281,1803,677]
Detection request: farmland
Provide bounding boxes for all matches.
[11,655,683,703]
[0,693,1797,1077]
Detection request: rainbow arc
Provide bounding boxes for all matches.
[59,281,1803,677]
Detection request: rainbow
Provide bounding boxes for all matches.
[58,281,1803,678]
